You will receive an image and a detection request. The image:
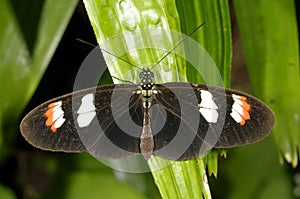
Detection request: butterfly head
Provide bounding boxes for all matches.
[139,68,154,91]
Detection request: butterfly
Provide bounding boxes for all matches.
[20,23,275,161]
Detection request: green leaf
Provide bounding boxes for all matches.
[0,0,79,155]
[148,157,211,199]
[83,0,186,82]
[36,153,148,199]
[233,0,300,167]
[223,138,293,199]
[83,0,232,198]
[65,172,147,199]
[0,184,16,199]
[176,0,232,87]
[64,154,147,199]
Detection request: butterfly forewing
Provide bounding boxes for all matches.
[20,92,86,152]
[214,86,275,148]
[20,84,143,158]
[151,83,209,160]
[89,84,142,158]
[149,83,274,160]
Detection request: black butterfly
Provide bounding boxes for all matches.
[20,68,274,160]
[20,23,275,160]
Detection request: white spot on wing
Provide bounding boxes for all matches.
[198,90,219,123]
[54,115,66,128]
[77,94,95,114]
[232,102,244,116]
[77,112,96,128]
[77,94,96,127]
[52,101,62,112]
[52,107,64,122]
[230,111,242,123]
[199,90,218,109]
[232,94,243,106]
[200,108,219,123]
[44,100,65,132]
[230,94,250,125]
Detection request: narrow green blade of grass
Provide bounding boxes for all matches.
[83,0,232,198]
[0,0,78,156]
[233,0,300,167]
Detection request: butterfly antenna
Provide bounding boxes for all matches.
[76,39,143,71]
[111,76,137,85]
[150,22,206,70]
